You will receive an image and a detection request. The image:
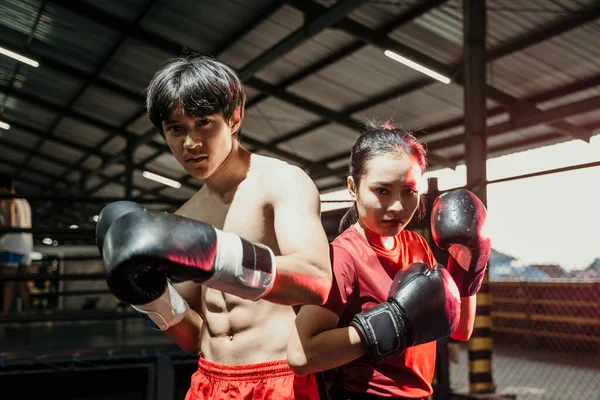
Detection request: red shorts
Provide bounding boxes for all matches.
[184,356,321,400]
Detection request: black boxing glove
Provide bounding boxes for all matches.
[96,201,189,331]
[95,200,144,256]
[351,262,461,363]
[96,201,277,330]
[431,188,491,297]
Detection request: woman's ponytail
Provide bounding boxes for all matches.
[338,203,358,234]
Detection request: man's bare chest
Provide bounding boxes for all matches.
[177,188,276,251]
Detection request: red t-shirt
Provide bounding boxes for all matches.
[323,225,438,398]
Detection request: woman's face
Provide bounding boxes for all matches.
[349,151,422,237]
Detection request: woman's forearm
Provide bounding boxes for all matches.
[165,308,204,355]
[288,325,367,376]
[451,294,477,341]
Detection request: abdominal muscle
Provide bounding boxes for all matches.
[199,287,297,365]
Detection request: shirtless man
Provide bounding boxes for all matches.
[95,54,332,399]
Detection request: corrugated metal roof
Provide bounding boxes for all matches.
[80,155,103,171]
[13,65,84,107]
[1,94,56,130]
[539,83,600,110]
[487,124,555,148]
[72,85,141,126]
[64,170,81,183]
[81,0,152,22]
[486,0,576,48]
[0,57,18,87]
[487,2,600,99]
[289,44,427,110]
[141,0,280,56]
[100,37,176,95]
[0,0,40,36]
[257,29,357,85]
[100,163,125,179]
[355,81,465,130]
[313,175,345,188]
[37,140,85,162]
[0,125,42,149]
[28,155,67,176]
[347,0,419,29]
[0,0,599,235]
[84,175,103,190]
[0,142,29,164]
[133,144,159,164]
[244,96,323,141]
[20,169,52,186]
[279,123,358,161]
[565,109,600,126]
[326,157,351,171]
[52,117,109,146]
[100,136,127,155]
[33,2,120,73]
[389,0,463,66]
[94,182,125,197]
[126,113,155,136]
[219,4,304,70]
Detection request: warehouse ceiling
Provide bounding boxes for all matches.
[1,0,599,244]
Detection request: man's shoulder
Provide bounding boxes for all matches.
[253,155,304,180]
[253,156,317,199]
[175,186,208,216]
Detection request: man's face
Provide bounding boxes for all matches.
[162,108,240,180]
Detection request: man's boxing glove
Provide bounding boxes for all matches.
[431,188,491,297]
[96,200,144,256]
[95,201,189,331]
[351,262,461,363]
[97,201,277,307]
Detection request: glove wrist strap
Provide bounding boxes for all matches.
[448,256,486,297]
[131,281,189,331]
[204,229,277,301]
[351,301,407,363]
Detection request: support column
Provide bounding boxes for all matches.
[463,0,494,396]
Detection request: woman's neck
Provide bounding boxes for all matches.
[354,222,397,251]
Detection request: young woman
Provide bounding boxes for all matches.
[288,123,490,399]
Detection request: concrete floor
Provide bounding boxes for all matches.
[449,343,600,400]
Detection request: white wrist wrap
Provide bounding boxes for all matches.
[204,229,276,301]
[131,281,189,331]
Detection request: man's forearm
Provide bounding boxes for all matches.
[165,308,204,355]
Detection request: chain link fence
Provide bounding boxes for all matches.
[445,261,600,400]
